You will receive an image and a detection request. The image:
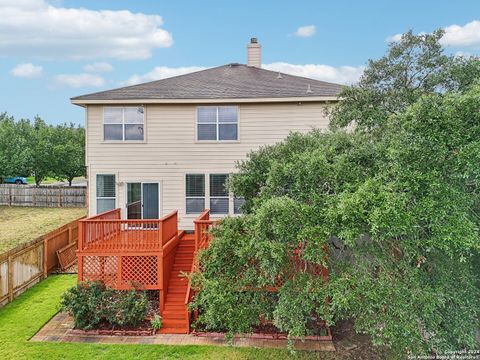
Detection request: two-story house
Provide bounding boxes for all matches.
[71,38,341,334]
[72,38,341,229]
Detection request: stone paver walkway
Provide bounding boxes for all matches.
[31,312,336,351]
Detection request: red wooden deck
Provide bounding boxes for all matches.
[77,208,215,334]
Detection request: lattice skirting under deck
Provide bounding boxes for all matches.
[78,253,161,290]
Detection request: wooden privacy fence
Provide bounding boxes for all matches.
[0,216,85,307]
[0,184,86,207]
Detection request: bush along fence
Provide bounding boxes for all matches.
[0,216,85,307]
[0,184,86,207]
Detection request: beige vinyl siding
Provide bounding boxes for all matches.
[86,102,330,229]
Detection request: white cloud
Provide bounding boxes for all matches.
[0,0,173,60]
[83,62,113,73]
[441,20,480,48]
[264,62,364,85]
[387,20,480,49]
[124,66,207,85]
[55,73,105,88]
[294,25,316,38]
[385,33,403,43]
[10,62,43,78]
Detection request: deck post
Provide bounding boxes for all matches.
[158,253,164,312]
[77,255,83,282]
[194,222,199,253]
[77,220,84,251]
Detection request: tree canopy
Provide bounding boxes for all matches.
[190,31,480,355]
[0,113,85,185]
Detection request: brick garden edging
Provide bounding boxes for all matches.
[192,329,333,341]
[31,312,336,351]
[70,329,153,337]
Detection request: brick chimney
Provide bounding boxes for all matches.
[247,38,261,68]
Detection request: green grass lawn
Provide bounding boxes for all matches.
[0,207,86,253]
[0,275,333,360]
[25,176,87,185]
[25,176,58,185]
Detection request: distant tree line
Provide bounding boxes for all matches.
[0,113,85,186]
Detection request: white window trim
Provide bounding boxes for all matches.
[209,174,230,215]
[195,106,240,143]
[185,174,206,215]
[103,106,146,143]
[185,172,242,216]
[124,181,161,219]
[95,173,116,214]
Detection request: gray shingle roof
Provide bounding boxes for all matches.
[72,64,342,101]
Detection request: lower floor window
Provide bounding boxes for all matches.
[210,174,229,214]
[234,197,245,214]
[186,174,205,214]
[185,173,243,215]
[96,174,116,213]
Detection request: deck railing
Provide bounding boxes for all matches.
[77,209,180,294]
[78,210,178,253]
[193,209,217,252]
[186,209,218,332]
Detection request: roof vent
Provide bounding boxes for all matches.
[277,72,283,79]
[306,84,313,94]
[247,37,262,68]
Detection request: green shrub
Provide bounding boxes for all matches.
[60,280,105,329]
[191,87,480,354]
[150,314,162,333]
[61,281,148,330]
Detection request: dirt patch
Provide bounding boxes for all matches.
[331,320,389,359]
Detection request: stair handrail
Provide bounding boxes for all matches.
[185,209,218,333]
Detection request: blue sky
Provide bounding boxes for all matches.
[1,0,480,125]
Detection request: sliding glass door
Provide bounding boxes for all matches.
[142,183,159,219]
[126,182,159,219]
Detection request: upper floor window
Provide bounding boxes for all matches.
[197,106,238,141]
[104,106,144,141]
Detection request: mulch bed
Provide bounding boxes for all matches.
[192,318,332,341]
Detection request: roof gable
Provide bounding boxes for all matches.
[72,64,343,102]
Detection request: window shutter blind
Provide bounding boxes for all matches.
[96,175,116,197]
[210,174,229,214]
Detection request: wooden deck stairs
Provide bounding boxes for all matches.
[159,232,195,334]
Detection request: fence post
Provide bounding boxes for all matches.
[8,186,12,206]
[7,255,13,302]
[68,225,73,244]
[43,237,48,278]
